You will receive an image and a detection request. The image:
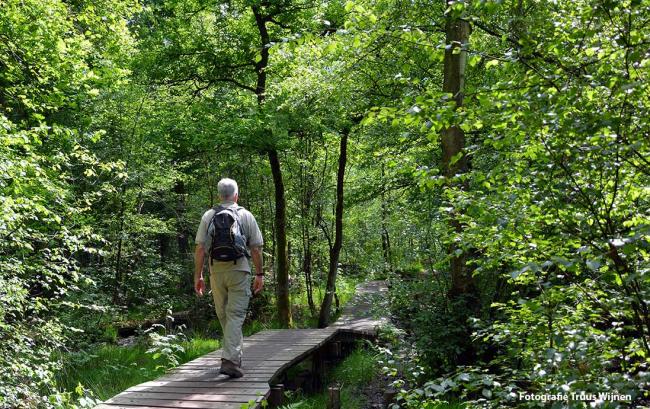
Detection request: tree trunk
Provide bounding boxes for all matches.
[112,195,126,304]
[300,143,317,316]
[380,164,392,272]
[440,2,473,297]
[158,234,169,265]
[318,131,348,328]
[268,149,291,327]
[174,180,193,294]
[263,172,276,278]
[252,5,292,327]
[304,242,316,316]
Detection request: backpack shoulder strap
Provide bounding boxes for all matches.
[208,205,224,226]
[222,207,242,223]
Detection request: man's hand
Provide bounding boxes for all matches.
[253,275,264,295]
[195,277,205,296]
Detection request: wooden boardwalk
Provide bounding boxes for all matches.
[96,281,388,409]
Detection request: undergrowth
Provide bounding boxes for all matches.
[56,337,219,401]
[279,347,377,409]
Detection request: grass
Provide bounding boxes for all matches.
[279,347,377,409]
[278,345,465,409]
[56,337,219,401]
[56,274,369,402]
[241,273,364,331]
[289,274,362,328]
[296,273,361,312]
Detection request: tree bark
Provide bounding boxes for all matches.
[174,180,193,294]
[440,2,473,297]
[112,194,126,304]
[268,149,291,327]
[318,131,348,328]
[252,5,292,327]
[300,139,317,316]
[303,241,316,315]
[380,164,392,272]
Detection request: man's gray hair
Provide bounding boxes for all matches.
[217,178,239,200]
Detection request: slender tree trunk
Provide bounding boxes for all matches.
[300,140,317,316]
[441,2,473,297]
[381,209,391,270]
[263,172,276,277]
[158,235,169,265]
[304,242,316,315]
[304,197,315,316]
[268,149,291,326]
[318,131,348,328]
[380,164,392,272]
[208,169,215,207]
[112,194,126,304]
[253,5,292,327]
[174,180,193,294]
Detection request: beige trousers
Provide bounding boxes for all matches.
[209,269,252,364]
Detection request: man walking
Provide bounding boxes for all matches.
[194,178,264,378]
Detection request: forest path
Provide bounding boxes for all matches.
[95,280,389,409]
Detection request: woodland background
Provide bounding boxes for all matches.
[1,0,649,407]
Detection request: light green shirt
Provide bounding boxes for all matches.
[195,201,263,273]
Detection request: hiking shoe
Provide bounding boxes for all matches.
[219,358,244,378]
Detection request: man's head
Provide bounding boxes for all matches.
[217,178,239,202]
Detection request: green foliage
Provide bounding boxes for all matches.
[280,347,378,409]
[101,325,118,344]
[378,0,650,406]
[331,346,378,386]
[56,336,218,401]
[2,0,650,407]
[0,0,138,406]
[372,330,467,409]
[143,322,186,369]
[388,276,470,372]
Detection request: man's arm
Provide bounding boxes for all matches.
[194,244,206,296]
[251,246,264,294]
[250,246,263,275]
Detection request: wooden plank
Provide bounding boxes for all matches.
[246,336,332,340]
[192,348,314,359]
[97,405,241,409]
[171,368,278,374]
[125,386,268,395]
[170,367,279,373]
[134,381,269,389]
[183,354,310,362]
[246,332,335,339]
[175,364,282,370]
[248,329,324,335]
[244,341,329,345]
[195,347,324,360]
[97,405,172,409]
[243,343,319,348]
[244,338,320,343]
[172,366,280,373]
[172,356,311,379]
[184,352,306,359]
[246,330,335,338]
[99,399,253,409]
[178,358,294,366]
[108,392,255,403]
[155,372,273,382]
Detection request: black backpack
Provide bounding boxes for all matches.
[208,205,248,263]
